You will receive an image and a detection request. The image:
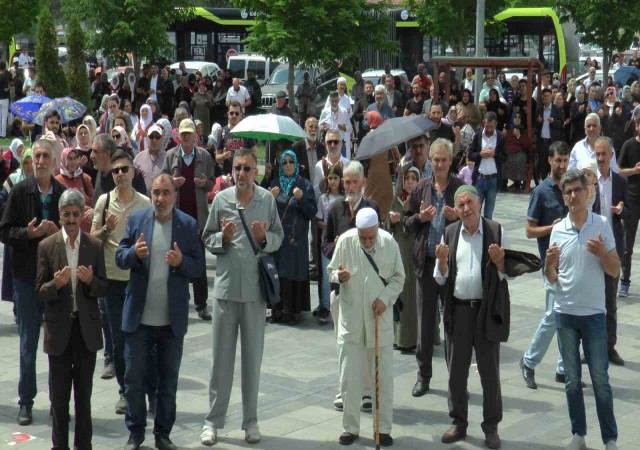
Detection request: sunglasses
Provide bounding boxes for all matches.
[61,211,82,219]
[326,139,341,146]
[111,166,131,175]
[148,134,162,140]
[229,111,241,117]
[234,165,254,173]
[282,160,295,166]
[112,133,121,139]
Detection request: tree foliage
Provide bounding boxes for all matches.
[36,5,68,98]
[405,0,507,56]
[65,16,91,110]
[61,0,196,76]
[0,0,42,60]
[557,0,640,80]
[232,0,398,98]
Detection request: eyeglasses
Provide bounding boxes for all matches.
[111,166,131,175]
[234,165,254,173]
[282,160,295,166]
[61,211,82,219]
[326,139,341,146]
[148,134,162,140]
[228,111,241,117]
[112,133,121,139]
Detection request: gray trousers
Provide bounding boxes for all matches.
[204,298,266,430]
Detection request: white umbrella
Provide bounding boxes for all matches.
[230,113,309,141]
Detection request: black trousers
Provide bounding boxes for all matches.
[415,258,440,382]
[622,206,639,284]
[192,239,208,310]
[605,274,618,350]
[447,302,502,434]
[49,318,97,450]
[536,138,552,183]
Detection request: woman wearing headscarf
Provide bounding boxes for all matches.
[0,149,33,305]
[631,81,640,104]
[73,124,97,183]
[131,104,154,152]
[362,111,396,221]
[82,115,98,138]
[502,111,532,192]
[97,93,111,133]
[210,77,227,126]
[146,98,163,122]
[621,85,634,113]
[191,79,213,137]
[268,150,317,324]
[55,147,94,213]
[111,125,135,157]
[8,138,23,173]
[485,87,508,130]
[570,85,588,146]
[387,166,419,351]
[156,117,175,152]
[109,74,121,97]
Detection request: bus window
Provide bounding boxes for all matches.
[228,59,245,79]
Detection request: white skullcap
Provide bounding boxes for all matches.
[175,69,182,76]
[337,76,347,86]
[355,207,378,229]
[577,159,598,176]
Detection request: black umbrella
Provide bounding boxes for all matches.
[355,115,437,161]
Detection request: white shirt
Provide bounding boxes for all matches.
[598,169,613,226]
[306,140,319,184]
[313,155,350,199]
[478,129,498,175]
[318,106,352,142]
[61,228,80,311]
[149,75,158,101]
[541,104,552,139]
[226,85,251,111]
[18,53,32,68]
[569,138,618,172]
[324,93,352,117]
[463,78,474,93]
[434,220,510,299]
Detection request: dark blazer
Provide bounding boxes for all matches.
[321,198,380,259]
[115,207,204,338]
[36,231,108,355]
[0,176,65,281]
[535,103,565,142]
[291,139,325,181]
[592,170,629,258]
[388,89,405,117]
[468,129,507,185]
[403,175,465,278]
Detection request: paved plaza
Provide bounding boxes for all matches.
[0,192,639,449]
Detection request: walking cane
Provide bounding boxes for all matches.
[374,312,381,450]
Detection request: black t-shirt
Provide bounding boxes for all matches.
[216,126,257,175]
[618,137,640,199]
[405,98,424,115]
[0,72,10,100]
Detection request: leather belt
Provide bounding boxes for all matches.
[454,298,481,308]
[69,311,79,319]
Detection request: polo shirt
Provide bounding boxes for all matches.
[527,176,568,261]
[550,210,616,316]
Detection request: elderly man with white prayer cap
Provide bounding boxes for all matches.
[327,207,405,447]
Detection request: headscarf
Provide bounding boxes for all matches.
[278,150,299,197]
[110,74,119,92]
[401,166,421,201]
[60,147,83,179]
[98,94,111,114]
[6,149,33,188]
[461,88,473,105]
[75,124,93,151]
[83,115,97,137]
[9,138,23,161]
[157,118,173,151]
[146,98,162,122]
[510,111,525,130]
[366,111,383,129]
[622,86,633,105]
[138,104,154,130]
[112,125,131,148]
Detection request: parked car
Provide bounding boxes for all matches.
[169,61,222,79]
[227,53,280,85]
[361,69,410,91]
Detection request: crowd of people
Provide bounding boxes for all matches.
[0,53,637,450]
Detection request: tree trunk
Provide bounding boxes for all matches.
[602,51,610,87]
[288,61,295,106]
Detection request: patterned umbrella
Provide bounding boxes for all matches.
[34,97,88,125]
[9,95,52,122]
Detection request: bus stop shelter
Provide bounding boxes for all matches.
[430,57,545,192]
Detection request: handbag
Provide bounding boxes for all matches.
[361,248,404,323]
[238,209,281,306]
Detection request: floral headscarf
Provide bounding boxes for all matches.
[157,118,173,151]
[60,147,83,179]
[6,149,33,189]
[278,149,299,197]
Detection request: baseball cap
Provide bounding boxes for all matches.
[12,57,18,64]
[175,69,182,76]
[276,90,287,98]
[178,119,196,134]
[148,124,163,136]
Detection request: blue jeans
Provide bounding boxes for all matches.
[320,254,331,310]
[473,175,498,219]
[556,312,617,444]
[98,297,112,362]
[13,278,44,406]
[124,325,184,439]
[523,286,564,374]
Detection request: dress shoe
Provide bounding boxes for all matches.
[377,432,393,447]
[441,425,466,444]
[155,436,177,450]
[17,405,32,426]
[520,357,537,389]
[339,432,358,445]
[197,308,212,321]
[412,380,429,397]
[124,434,144,450]
[485,431,501,449]
[608,349,624,366]
[556,373,586,387]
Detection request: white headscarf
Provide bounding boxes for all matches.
[157,118,173,151]
[139,104,153,130]
[9,138,23,161]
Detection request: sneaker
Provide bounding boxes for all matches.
[101,359,115,379]
[318,307,330,324]
[618,282,629,298]
[361,396,372,412]
[605,440,618,450]
[565,434,586,450]
[245,424,261,444]
[115,393,127,415]
[201,427,217,446]
[198,308,212,321]
[334,394,343,411]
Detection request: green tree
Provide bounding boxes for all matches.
[557,0,640,80]
[65,16,91,109]
[0,0,42,60]
[405,0,507,56]
[36,5,68,98]
[61,0,196,77]
[232,0,398,99]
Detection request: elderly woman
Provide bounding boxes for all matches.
[570,86,588,146]
[502,111,533,192]
[111,125,134,157]
[74,124,96,184]
[211,77,227,126]
[6,139,23,176]
[191,80,213,137]
[131,104,154,152]
[146,98,163,122]
[268,150,317,324]
[55,147,94,232]
[387,166,420,351]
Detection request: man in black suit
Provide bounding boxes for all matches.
[535,88,565,181]
[353,81,375,144]
[384,74,405,117]
[36,188,108,450]
[594,137,628,366]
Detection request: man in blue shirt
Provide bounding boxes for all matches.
[545,169,619,450]
[520,141,569,390]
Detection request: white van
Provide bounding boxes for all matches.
[227,53,280,85]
